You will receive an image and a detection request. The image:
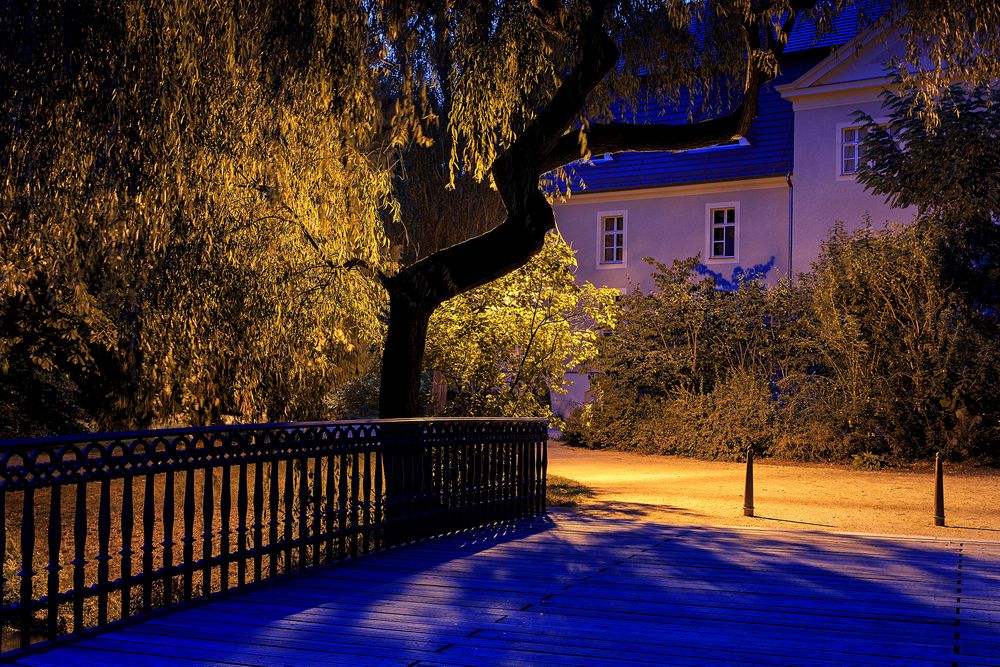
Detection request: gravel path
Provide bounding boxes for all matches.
[548,441,1000,540]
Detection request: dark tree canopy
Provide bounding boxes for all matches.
[0,1,393,429]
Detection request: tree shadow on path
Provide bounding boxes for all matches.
[15,510,1000,666]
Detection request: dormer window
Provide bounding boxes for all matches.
[673,137,750,155]
[574,153,613,166]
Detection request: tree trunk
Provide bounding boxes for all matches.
[379,288,433,419]
[378,287,435,546]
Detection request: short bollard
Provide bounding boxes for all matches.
[743,445,754,518]
[934,451,945,527]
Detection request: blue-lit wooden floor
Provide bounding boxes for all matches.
[15,511,1000,667]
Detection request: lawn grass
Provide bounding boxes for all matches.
[546,475,595,507]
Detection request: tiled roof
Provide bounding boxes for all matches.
[562,1,887,194]
[785,0,887,53]
[567,58,815,193]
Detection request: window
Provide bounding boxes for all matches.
[709,206,736,259]
[840,126,867,175]
[599,214,625,265]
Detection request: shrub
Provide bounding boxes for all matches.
[852,451,889,471]
[574,222,999,464]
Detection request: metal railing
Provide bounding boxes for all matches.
[0,418,548,658]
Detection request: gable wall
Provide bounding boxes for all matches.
[789,95,915,274]
[782,28,917,273]
[549,21,920,419]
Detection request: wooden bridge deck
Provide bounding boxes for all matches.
[14,511,1000,667]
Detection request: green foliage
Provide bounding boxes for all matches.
[424,232,618,423]
[582,260,804,459]
[0,360,89,439]
[806,220,997,461]
[327,358,383,421]
[1,2,995,433]
[546,475,596,508]
[857,84,1000,308]
[330,233,619,423]
[857,86,1000,221]
[576,221,999,464]
[572,81,1000,465]
[852,451,888,471]
[584,369,777,459]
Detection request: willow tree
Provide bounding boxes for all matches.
[0,1,394,429]
[373,0,788,417]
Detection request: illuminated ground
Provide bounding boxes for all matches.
[548,441,1000,540]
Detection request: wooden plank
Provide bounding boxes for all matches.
[67,634,415,667]
[16,647,235,667]
[12,513,1000,667]
[471,621,999,663]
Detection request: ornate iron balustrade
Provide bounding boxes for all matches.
[0,418,547,658]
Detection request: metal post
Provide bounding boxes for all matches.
[934,452,945,527]
[743,445,754,518]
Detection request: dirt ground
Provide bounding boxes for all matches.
[548,441,1000,540]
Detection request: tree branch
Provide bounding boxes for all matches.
[498,0,620,189]
[540,1,810,172]
[385,0,619,306]
[296,214,390,286]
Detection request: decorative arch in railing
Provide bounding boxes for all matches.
[0,418,547,658]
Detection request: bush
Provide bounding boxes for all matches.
[572,84,1000,465]
[574,221,1000,464]
[852,451,889,471]
[664,370,777,460]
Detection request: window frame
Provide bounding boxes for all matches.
[596,210,627,269]
[838,125,867,177]
[704,202,740,264]
[836,118,887,180]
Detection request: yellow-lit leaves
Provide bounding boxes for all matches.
[0,0,392,428]
[424,231,618,424]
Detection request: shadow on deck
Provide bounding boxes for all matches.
[13,511,1000,667]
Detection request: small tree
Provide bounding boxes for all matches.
[857,84,1000,308]
[425,232,618,422]
[807,221,994,460]
[849,83,1000,459]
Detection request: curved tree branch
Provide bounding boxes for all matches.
[378,0,816,418]
[540,1,809,173]
[385,0,620,306]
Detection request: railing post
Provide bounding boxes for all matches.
[743,445,754,518]
[934,451,945,527]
